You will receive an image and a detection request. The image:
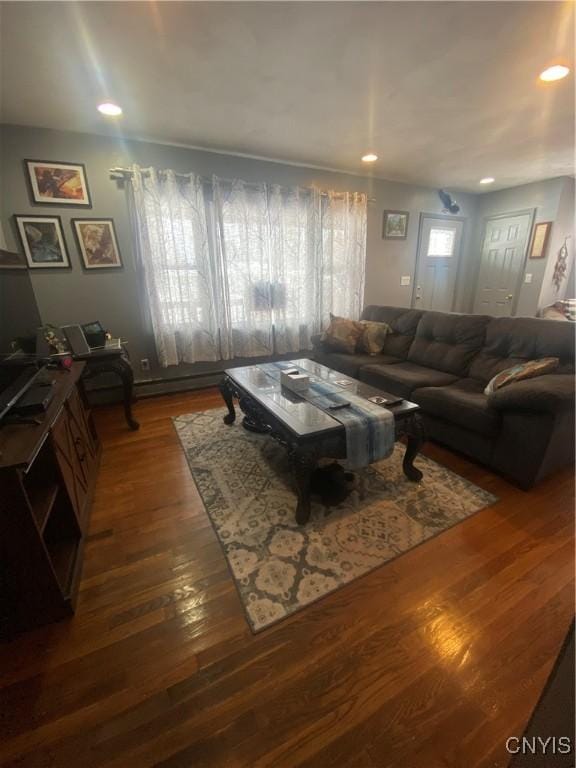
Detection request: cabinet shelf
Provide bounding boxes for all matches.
[28,483,60,533]
[46,538,78,596]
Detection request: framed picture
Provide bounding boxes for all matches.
[15,215,70,269]
[72,218,122,269]
[25,159,92,206]
[529,221,552,259]
[383,210,409,240]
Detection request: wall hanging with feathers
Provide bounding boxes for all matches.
[552,236,571,292]
[438,189,460,215]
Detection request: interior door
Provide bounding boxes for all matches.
[473,212,532,316]
[413,216,464,312]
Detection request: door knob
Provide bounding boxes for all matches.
[506,294,513,301]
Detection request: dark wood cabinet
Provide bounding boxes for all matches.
[0,363,101,636]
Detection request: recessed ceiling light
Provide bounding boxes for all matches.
[361,153,378,163]
[539,65,570,82]
[479,177,495,185]
[98,102,123,117]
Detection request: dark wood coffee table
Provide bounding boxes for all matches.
[219,358,425,524]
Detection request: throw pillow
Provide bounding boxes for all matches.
[321,314,364,354]
[484,357,560,395]
[357,320,391,355]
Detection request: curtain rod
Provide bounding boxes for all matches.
[109,167,376,203]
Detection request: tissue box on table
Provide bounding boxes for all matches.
[280,369,310,393]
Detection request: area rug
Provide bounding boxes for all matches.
[173,409,498,632]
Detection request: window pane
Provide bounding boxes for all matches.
[427,227,455,257]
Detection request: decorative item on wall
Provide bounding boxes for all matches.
[15,215,70,269]
[437,189,460,214]
[72,218,122,269]
[552,237,571,292]
[529,221,552,259]
[25,160,92,206]
[382,210,409,240]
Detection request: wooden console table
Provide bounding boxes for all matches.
[0,363,101,636]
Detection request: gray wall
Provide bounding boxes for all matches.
[0,123,571,389]
[469,177,571,317]
[0,123,477,384]
[539,178,575,307]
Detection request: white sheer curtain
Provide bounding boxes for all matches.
[128,165,367,366]
[130,166,220,366]
[214,180,367,358]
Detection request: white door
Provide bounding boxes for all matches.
[413,216,464,312]
[473,212,532,316]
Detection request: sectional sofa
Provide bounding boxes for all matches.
[312,306,575,489]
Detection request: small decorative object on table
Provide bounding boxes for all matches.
[280,369,310,393]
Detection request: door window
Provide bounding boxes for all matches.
[427,227,456,257]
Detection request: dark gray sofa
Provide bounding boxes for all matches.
[312,305,575,489]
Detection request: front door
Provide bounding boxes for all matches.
[473,212,533,316]
[413,215,464,312]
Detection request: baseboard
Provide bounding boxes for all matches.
[85,350,314,405]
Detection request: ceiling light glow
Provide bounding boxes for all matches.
[479,177,495,185]
[98,102,123,117]
[361,153,378,163]
[539,65,570,82]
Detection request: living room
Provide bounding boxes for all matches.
[0,1,574,766]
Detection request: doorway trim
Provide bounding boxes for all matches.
[474,208,535,317]
[411,212,467,311]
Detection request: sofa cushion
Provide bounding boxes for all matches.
[313,350,402,379]
[413,379,501,437]
[484,357,560,395]
[321,314,364,353]
[407,311,491,377]
[361,306,423,359]
[470,317,576,383]
[358,361,458,399]
[357,320,391,355]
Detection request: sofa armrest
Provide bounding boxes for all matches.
[488,374,575,414]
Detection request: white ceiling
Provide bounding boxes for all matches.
[1,1,574,192]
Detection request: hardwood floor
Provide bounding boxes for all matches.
[0,388,573,768]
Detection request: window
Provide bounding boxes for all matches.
[130,170,367,365]
[427,227,456,257]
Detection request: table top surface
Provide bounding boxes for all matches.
[225,358,419,439]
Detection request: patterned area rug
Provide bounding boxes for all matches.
[174,409,498,632]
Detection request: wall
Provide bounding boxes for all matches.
[538,177,575,307]
[0,123,478,386]
[469,177,571,317]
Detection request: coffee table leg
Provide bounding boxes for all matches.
[219,377,236,425]
[290,449,316,525]
[403,413,425,482]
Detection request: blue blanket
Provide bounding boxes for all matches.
[259,361,395,469]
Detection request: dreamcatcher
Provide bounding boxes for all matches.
[552,236,571,292]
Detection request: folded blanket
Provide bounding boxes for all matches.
[259,361,395,469]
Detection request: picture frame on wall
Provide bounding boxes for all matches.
[72,218,123,269]
[15,215,71,269]
[25,159,92,207]
[529,221,552,259]
[383,210,409,240]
